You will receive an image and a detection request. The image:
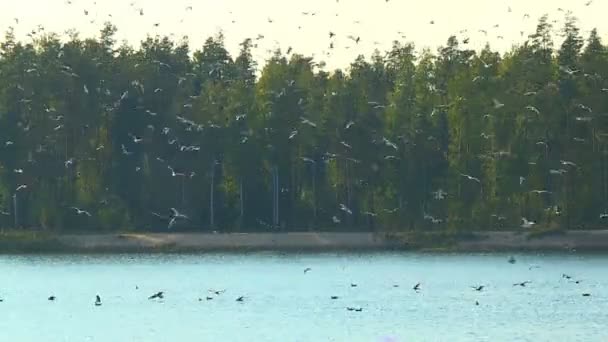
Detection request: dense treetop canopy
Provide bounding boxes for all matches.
[0,17,607,232]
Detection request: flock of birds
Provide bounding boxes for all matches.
[5,0,602,72]
[0,256,593,310]
[1,0,607,230]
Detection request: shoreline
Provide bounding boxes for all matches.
[1,230,608,254]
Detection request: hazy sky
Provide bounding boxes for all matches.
[1,0,607,70]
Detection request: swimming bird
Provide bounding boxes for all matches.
[513,281,531,287]
[148,291,164,300]
[472,285,485,291]
[413,283,421,291]
[209,289,226,296]
[330,296,339,300]
[563,274,573,280]
[582,293,591,297]
[236,296,245,302]
[304,267,312,273]
[95,295,102,306]
[48,295,56,301]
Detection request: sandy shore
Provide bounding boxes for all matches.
[57,232,399,252]
[48,230,608,253]
[455,230,608,252]
[2,230,608,253]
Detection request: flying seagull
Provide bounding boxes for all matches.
[521,218,536,229]
[168,208,189,228]
[460,173,481,183]
[71,207,92,217]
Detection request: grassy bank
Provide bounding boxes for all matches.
[0,230,68,253]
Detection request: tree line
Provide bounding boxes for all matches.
[1,15,607,233]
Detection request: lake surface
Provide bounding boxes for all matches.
[0,252,607,342]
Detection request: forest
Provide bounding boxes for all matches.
[0,15,607,233]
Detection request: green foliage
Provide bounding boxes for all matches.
[0,18,607,233]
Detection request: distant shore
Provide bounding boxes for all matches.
[1,230,608,253]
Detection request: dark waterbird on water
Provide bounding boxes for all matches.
[48,295,56,301]
[413,283,421,292]
[95,295,102,306]
[149,291,164,300]
[508,256,516,264]
[330,296,339,300]
[582,293,591,297]
[236,296,245,302]
[513,281,531,287]
[472,285,485,291]
[303,267,312,273]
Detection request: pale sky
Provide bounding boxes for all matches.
[1,0,607,71]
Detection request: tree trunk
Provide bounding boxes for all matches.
[312,163,317,221]
[276,166,280,227]
[210,161,215,228]
[239,179,244,220]
[13,193,18,229]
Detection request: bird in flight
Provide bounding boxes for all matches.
[168,208,189,229]
[71,207,92,217]
[339,204,352,215]
[521,218,536,229]
[460,173,481,183]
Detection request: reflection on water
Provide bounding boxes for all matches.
[0,252,607,341]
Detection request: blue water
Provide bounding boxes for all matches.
[0,252,606,342]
